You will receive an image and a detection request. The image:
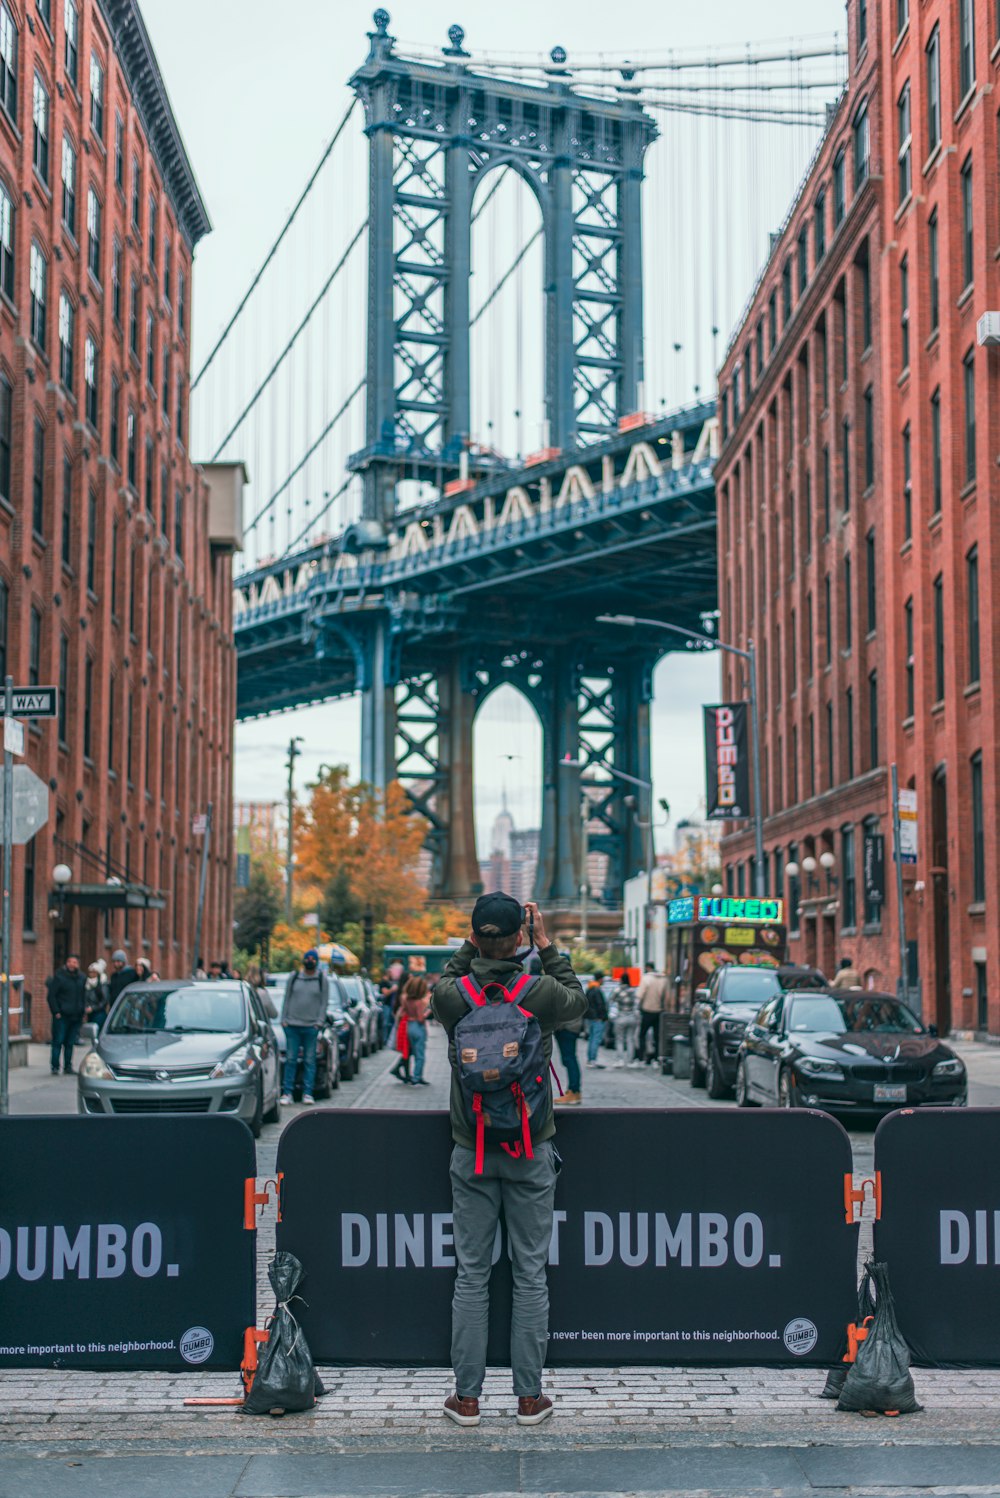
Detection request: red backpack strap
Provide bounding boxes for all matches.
[460,975,487,1008]
[472,1094,485,1174]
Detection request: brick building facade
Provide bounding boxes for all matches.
[0,0,239,1037]
[715,0,1000,1033]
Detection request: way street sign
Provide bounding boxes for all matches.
[10,686,58,718]
[0,765,50,844]
[897,788,918,865]
[192,814,208,836]
[3,718,24,756]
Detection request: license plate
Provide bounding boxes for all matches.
[874,1083,906,1102]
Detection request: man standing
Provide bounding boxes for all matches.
[46,955,87,1075]
[108,950,138,1008]
[432,896,586,1429]
[831,956,861,990]
[279,949,329,1106]
[635,961,670,1066]
[584,972,608,1069]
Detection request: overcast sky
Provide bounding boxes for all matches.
[140,0,846,855]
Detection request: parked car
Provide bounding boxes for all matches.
[337,974,380,1056]
[77,980,282,1137]
[690,963,829,1097]
[734,989,968,1113]
[329,989,362,1080]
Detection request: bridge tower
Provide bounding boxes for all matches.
[348,12,659,907]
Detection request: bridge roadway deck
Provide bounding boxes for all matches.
[7,1035,1000,1494]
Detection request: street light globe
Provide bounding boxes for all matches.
[801,856,817,874]
[819,851,836,870]
[785,861,800,878]
[52,863,72,887]
[711,883,724,896]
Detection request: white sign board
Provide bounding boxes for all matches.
[0,765,50,844]
[897,788,918,865]
[3,717,24,756]
[192,815,207,836]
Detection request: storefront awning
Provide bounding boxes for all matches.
[48,883,166,912]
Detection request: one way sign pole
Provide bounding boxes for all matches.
[1,674,13,1116]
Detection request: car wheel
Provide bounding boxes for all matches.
[262,1084,281,1124]
[249,1081,264,1139]
[706,1043,729,1099]
[341,1047,355,1081]
[735,1058,756,1108]
[314,1063,332,1102]
[690,1043,706,1089]
[778,1068,799,1109]
[330,1058,340,1090]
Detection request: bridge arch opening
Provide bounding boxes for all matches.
[470,165,545,465]
[473,681,543,902]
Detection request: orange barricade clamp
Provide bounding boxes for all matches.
[843,1172,882,1224]
[843,1316,874,1365]
[244,1173,284,1230]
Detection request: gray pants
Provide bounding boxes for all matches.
[449,1140,557,1398]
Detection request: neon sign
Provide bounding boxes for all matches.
[668,896,784,925]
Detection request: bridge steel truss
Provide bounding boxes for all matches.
[349,12,657,525]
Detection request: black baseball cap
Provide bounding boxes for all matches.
[471,891,523,937]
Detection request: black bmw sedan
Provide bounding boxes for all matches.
[735,990,968,1112]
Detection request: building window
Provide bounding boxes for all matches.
[114,111,124,189]
[126,692,133,783]
[33,73,50,184]
[87,187,101,281]
[899,255,909,370]
[128,547,136,634]
[959,0,976,99]
[859,248,871,350]
[110,373,120,462]
[61,135,76,236]
[86,488,95,592]
[84,336,98,428]
[28,605,41,686]
[842,825,857,928]
[782,258,792,324]
[904,593,916,716]
[853,101,869,188]
[146,310,155,387]
[111,239,122,325]
[22,834,35,934]
[933,574,945,702]
[129,278,139,356]
[164,237,172,304]
[61,452,71,565]
[768,289,776,351]
[30,243,47,350]
[958,155,976,289]
[58,633,68,742]
[174,487,183,557]
[0,180,12,301]
[863,386,873,488]
[902,422,912,540]
[967,545,980,684]
[971,753,985,904]
[160,461,168,534]
[838,284,848,382]
[846,687,855,780]
[928,211,939,333]
[841,418,851,511]
[833,150,845,225]
[931,388,942,513]
[868,671,878,768]
[63,0,77,88]
[107,674,115,771]
[110,515,119,615]
[797,226,808,295]
[806,591,814,676]
[161,344,170,415]
[0,375,10,504]
[866,528,876,633]
[926,26,941,154]
[964,349,976,484]
[826,702,835,789]
[126,405,136,487]
[176,377,184,444]
[83,656,93,759]
[814,191,826,262]
[131,157,140,228]
[897,0,908,34]
[89,51,104,139]
[0,3,17,120]
[32,418,44,537]
[862,816,881,924]
[844,553,852,651]
[897,81,911,203]
[148,193,157,268]
[755,317,764,375]
[857,0,867,53]
[824,573,832,664]
[144,436,153,514]
[58,291,74,389]
[822,444,830,533]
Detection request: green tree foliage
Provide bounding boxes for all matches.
[233,859,283,955]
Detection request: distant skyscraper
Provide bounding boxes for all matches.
[479,794,538,903]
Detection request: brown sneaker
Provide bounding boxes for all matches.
[554,1089,581,1106]
[516,1393,553,1426]
[443,1393,481,1427]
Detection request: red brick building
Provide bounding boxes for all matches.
[0,0,240,1038]
[715,0,1000,1033]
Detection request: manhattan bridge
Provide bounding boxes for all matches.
[200,12,846,908]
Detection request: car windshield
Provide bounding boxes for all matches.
[108,985,246,1035]
[787,994,924,1035]
[339,978,363,1001]
[720,970,780,1002]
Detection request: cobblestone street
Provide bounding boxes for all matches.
[7,1029,1000,1493]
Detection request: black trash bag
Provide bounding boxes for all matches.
[243,1251,325,1416]
[837,1260,921,1415]
[819,1261,876,1399]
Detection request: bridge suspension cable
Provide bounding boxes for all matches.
[244,377,366,538]
[281,475,355,560]
[470,226,542,327]
[192,97,358,392]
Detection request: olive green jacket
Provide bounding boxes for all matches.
[431,941,587,1148]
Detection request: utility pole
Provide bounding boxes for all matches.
[285,737,303,922]
[890,763,910,1009]
[192,802,213,979]
[1,675,12,1115]
[580,784,590,947]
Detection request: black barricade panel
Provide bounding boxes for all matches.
[874,1108,1000,1367]
[0,1115,256,1370]
[276,1108,857,1367]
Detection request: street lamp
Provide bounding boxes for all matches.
[598,613,766,898]
[285,736,304,922]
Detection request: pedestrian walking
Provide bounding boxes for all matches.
[135,958,159,981]
[46,955,87,1075]
[553,1011,583,1104]
[400,974,431,1086]
[108,950,138,1007]
[278,949,329,1106]
[584,972,608,1069]
[635,961,670,1065]
[432,895,586,1428]
[612,979,640,1067]
[831,955,861,990]
[84,960,111,1032]
[378,972,399,1047]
